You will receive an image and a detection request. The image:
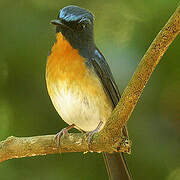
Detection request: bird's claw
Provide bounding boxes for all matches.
[87,121,103,150]
[54,128,68,152]
[54,124,75,152]
[87,129,99,145]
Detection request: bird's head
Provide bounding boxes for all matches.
[51,5,95,57]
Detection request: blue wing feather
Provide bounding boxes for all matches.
[90,47,120,107]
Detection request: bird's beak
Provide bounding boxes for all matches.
[50,19,72,31]
[51,19,64,26]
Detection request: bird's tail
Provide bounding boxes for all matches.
[103,152,132,180]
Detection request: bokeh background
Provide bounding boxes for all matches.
[0,0,180,179]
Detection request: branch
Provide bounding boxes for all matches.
[98,3,180,143]
[1,4,180,163]
[0,134,130,163]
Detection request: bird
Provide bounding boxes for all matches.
[46,5,132,180]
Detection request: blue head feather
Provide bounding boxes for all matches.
[59,5,94,23]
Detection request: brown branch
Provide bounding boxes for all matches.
[0,134,130,163]
[98,3,180,144]
[1,4,180,163]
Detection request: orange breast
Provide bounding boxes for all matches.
[46,32,87,84]
[46,32,104,97]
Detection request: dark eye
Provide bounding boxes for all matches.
[77,23,86,31]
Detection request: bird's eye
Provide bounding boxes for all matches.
[77,23,86,31]
[81,24,86,29]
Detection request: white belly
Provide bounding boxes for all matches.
[49,81,113,132]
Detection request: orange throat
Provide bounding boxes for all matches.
[46,32,87,84]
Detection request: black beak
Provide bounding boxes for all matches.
[51,19,64,26]
[50,19,72,31]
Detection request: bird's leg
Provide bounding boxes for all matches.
[87,121,103,147]
[54,124,75,151]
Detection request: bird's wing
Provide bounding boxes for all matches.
[89,48,132,180]
[90,48,120,107]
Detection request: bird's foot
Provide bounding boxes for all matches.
[87,121,103,149]
[54,124,75,151]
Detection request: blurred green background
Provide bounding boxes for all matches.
[0,0,180,179]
